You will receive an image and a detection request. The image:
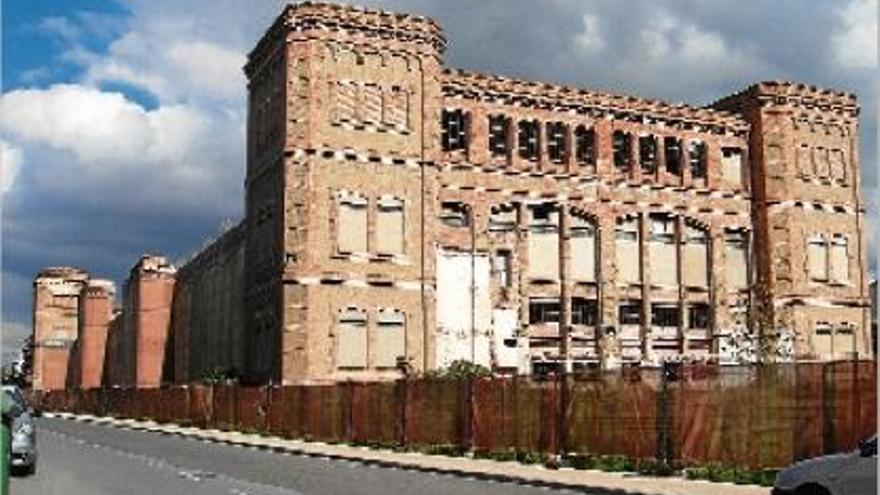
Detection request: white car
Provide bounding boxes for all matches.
[772,436,876,495]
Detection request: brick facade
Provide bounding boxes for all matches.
[31,2,872,388]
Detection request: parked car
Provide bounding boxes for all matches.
[1,385,37,476]
[772,436,876,495]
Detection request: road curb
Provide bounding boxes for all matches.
[44,412,769,495]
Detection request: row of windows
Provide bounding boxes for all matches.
[336,193,405,256]
[441,202,748,289]
[528,297,711,330]
[332,80,409,130]
[336,308,406,370]
[806,234,850,284]
[441,109,744,184]
[795,144,847,182]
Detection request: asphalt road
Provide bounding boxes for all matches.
[11,417,587,495]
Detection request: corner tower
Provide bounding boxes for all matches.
[243,2,445,383]
[713,81,871,360]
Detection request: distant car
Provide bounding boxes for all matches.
[1,385,37,476]
[772,436,876,495]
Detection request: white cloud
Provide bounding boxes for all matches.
[833,0,878,69]
[574,14,604,54]
[0,84,242,216]
[0,140,22,194]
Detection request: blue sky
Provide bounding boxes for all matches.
[1,0,877,363]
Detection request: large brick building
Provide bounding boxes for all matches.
[31,2,871,389]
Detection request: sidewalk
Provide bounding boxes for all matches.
[47,412,771,495]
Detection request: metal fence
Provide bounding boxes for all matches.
[33,361,876,469]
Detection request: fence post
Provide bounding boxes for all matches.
[395,378,406,448]
[345,381,353,444]
[556,371,568,459]
[822,362,835,455]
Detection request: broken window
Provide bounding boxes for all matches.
[374,310,405,368]
[613,130,631,171]
[651,304,679,328]
[829,235,849,283]
[687,303,710,329]
[689,140,707,180]
[337,194,368,253]
[518,120,539,161]
[439,201,470,227]
[570,212,597,282]
[441,109,468,151]
[665,136,682,176]
[494,250,512,288]
[488,115,509,157]
[639,135,657,174]
[546,122,567,164]
[488,203,517,232]
[618,300,642,326]
[807,234,828,281]
[336,308,367,369]
[724,230,749,289]
[574,126,596,169]
[682,223,708,288]
[571,298,598,326]
[722,147,743,185]
[529,298,560,324]
[376,196,404,255]
[649,214,677,286]
[528,203,559,280]
[615,216,640,284]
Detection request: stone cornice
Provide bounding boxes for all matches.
[710,80,859,119]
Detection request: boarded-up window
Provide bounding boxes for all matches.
[374,311,405,368]
[333,81,358,123]
[682,224,708,287]
[616,216,640,284]
[358,83,382,124]
[376,196,404,255]
[528,203,559,280]
[571,213,597,282]
[829,149,846,181]
[494,250,512,287]
[649,214,677,286]
[724,230,749,290]
[807,235,828,281]
[813,147,829,177]
[796,144,812,176]
[383,85,408,130]
[336,308,367,369]
[489,204,517,232]
[722,148,743,185]
[830,235,849,283]
[813,321,833,357]
[338,194,368,253]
